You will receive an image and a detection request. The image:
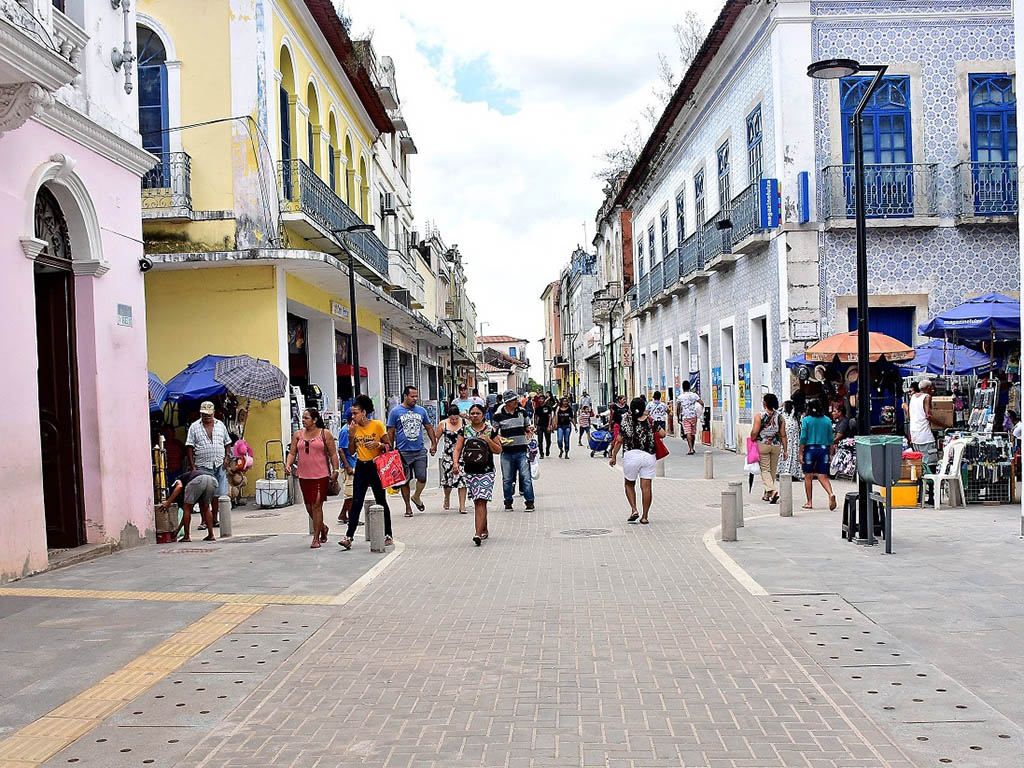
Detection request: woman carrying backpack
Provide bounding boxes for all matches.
[452,403,503,546]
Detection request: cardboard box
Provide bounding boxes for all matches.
[931,396,954,429]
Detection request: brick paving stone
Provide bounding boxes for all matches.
[157,457,922,768]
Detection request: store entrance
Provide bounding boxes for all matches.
[34,187,85,549]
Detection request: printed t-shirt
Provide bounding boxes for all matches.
[387,404,430,452]
[679,392,701,420]
[350,420,387,462]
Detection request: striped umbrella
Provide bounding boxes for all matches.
[213,355,288,403]
[148,371,167,412]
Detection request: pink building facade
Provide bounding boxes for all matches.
[1,0,155,582]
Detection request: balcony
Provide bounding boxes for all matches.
[662,247,680,296]
[955,161,1018,222]
[141,152,192,221]
[820,163,938,227]
[279,159,389,284]
[679,231,708,285]
[627,285,638,314]
[729,183,769,253]
[649,260,664,297]
[637,272,651,308]
[702,207,738,271]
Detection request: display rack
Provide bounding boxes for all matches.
[961,433,1013,504]
[967,381,1000,434]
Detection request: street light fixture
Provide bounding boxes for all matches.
[807,57,887,545]
[331,223,375,398]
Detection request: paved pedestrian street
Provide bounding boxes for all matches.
[1,449,1019,767]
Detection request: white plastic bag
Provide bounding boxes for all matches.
[530,458,540,480]
[743,460,760,474]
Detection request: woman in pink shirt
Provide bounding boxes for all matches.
[285,408,340,548]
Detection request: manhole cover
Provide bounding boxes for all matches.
[243,512,280,519]
[219,535,271,543]
[159,548,218,554]
[559,528,613,538]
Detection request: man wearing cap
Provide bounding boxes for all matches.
[186,401,232,525]
[159,468,218,541]
[452,383,474,415]
[492,390,536,511]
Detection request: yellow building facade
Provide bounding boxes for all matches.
[138,0,448,474]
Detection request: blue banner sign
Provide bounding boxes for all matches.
[758,178,780,229]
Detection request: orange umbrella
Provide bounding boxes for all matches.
[804,331,915,363]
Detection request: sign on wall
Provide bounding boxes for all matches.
[758,178,781,229]
[738,362,751,409]
[117,303,133,327]
[330,301,350,321]
[711,366,722,408]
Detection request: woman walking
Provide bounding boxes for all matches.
[453,403,503,546]
[439,404,468,513]
[284,408,340,548]
[339,395,394,550]
[776,396,805,483]
[800,399,837,510]
[609,396,664,524]
[751,393,787,504]
[555,397,576,458]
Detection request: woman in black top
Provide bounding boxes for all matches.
[555,397,576,459]
[609,397,665,524]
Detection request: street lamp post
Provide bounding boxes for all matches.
[807,58,886,544]
[331,224,376,399]
[442,317,463,403]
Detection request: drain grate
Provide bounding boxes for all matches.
[558,528,613,538]
[243,512,280,519]
[159,548,218,554]
[218,535,271,543]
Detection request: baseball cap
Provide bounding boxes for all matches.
[199,401,215,415]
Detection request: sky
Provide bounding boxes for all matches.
[343,0,724,380]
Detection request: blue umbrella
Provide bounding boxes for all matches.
[165,355,230,402]
[148,371,167,412]
[918,292,1020,342]
[898,340,1000,376]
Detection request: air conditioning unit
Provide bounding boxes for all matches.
[383,192,397,215]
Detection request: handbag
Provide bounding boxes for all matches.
[654,432,669,460]
[374,449,407,489]
[746,437,760,465]
[321,431,341,496]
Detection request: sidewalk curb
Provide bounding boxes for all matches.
[701,515,773,596]
[328,539,405,605]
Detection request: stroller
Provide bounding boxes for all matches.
[588,428,613,457]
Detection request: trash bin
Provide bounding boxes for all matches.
[855,435,903,486]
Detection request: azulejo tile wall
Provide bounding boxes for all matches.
[812,10,1019,335]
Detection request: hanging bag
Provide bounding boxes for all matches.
[318,430,341,496]
[374,449,407,489]
[654,431,670,460]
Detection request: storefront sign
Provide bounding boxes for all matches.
[712,366,722,407]
[758,178,781,229]
[797,171,810,223]
[117,303,132,327]
[738,362,751,409]
[791,319,819,341]
[330,301,350,321]
[621,342,632,364]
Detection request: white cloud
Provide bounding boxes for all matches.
[344,0,723,381]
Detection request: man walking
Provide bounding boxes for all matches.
[387,385,437,517]
[186,401,232,526]
[909,379,938,467]
[452,383,474,415]
[580,390,593,411]
[646,391,668,433]
[533,393,554,458]
[677,380,704,455]
[493,390,535,511]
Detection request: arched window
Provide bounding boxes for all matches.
[137,26,168,158]
[279,46,297,198]
[305,82,321,175]
[359,156,369,222]
[328,113,339,195]
[344,135,354,206]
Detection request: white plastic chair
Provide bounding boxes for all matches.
[920,438,968,509]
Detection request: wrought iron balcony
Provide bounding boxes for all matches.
[627,285,638,313]
[820,163,938,221]
[278,159,389,282]
[649,260,664,297]
[637,272,651,306]
[701,208,734,268]
[955,161,1018,218]
[729,183,760,244]
[663,247,679,292]
[679,231,704,279]
[141,151,192,218]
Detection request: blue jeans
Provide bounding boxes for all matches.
[557,426,572,454]
[500,450,534,504]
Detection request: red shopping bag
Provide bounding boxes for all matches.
[374,450,406,489]
[654,432,670,460]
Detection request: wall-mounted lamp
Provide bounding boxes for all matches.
[110,0,135,94]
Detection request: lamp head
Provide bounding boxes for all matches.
[806,58,860,80]
[343,224,375,234]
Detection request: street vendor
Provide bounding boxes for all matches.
[159,468,218,541]
[908,379,938,467]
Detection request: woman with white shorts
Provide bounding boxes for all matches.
[609,396,664,525]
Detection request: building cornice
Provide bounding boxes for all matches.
[33,101,156,177]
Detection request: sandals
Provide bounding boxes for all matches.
[769,492,780,505]
[404,510,414,517]
[319,525,329,543]
[412,498,425,512]
[639,517,649,525]
[473,535,482,546]
[338,536,353,550]
[829,494,837,511]
[384,536,394,546]
[310,539,321,549]
[627,512,640,523]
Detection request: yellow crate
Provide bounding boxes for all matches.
[876,485,919,508]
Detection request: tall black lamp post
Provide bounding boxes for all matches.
[331,223,375,397]
[807,58,886,544]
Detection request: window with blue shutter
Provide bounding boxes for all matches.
[675,189,685,246]
[746,105,763,183]
[969,74,1017,215]
[717,141,730,210]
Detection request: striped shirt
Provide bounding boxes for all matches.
[492,406,531,453]
[185,418,231,469]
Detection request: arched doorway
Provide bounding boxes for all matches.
[33,186,85,549]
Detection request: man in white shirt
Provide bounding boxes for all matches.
[646,391,668,433]
[677,380,704,455]
[580,391,593,411]
[908,379,937,466]
[186,401,232,525]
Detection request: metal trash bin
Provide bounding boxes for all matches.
[855,436,903,486]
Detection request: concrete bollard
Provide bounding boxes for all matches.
[779,473,793,518]
[218,495,232,537]
[704,451,714,479]
[367,504,386,553]
[721,489,737,542]
[655,458,666,477]
[728,481,744,527]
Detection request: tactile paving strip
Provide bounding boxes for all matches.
[768,593,1024,768]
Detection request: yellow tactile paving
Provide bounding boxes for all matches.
[0,603,261,767]
[0,586,332,605]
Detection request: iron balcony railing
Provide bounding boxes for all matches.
[955,161,1018,217]
[679,230,704,277]
[663,247,678,291]
[141,151,192,211]
[627,284,638,313]
[702,207,733,263]
[279,158,389,279]
[821,163,938,220]
[649,260,664,296]
[637,272,651,305]
[729,183,759,243]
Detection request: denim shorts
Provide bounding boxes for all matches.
[802,445,830,475]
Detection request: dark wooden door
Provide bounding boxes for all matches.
[35,267,85,549]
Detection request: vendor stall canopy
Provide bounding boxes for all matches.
[918,292,1020,342]
[165,355,229,402]
[148,371,167,412]
[803,331,915,363]
[898,340,1001,376]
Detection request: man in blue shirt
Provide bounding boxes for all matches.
[336,407,357,524]
[387,385,438,517]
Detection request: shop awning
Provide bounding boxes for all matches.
[898,340,1000,376]
[337,363,369,378]
[918,292,1020,342]
[165,355,229,402]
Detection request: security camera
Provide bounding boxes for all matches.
[138,256,153,272]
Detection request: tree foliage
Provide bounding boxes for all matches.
[593,11,707,183]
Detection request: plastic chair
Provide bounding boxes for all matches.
[920,439,968,509]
